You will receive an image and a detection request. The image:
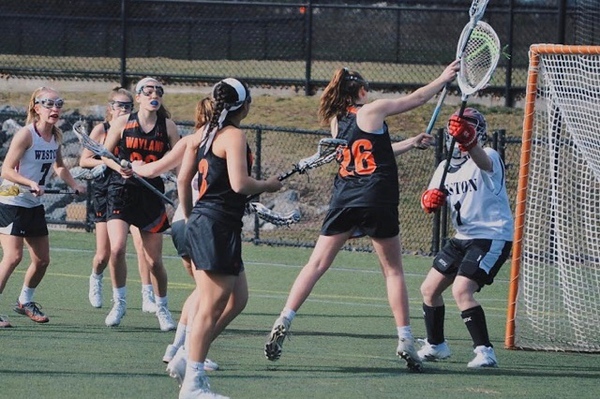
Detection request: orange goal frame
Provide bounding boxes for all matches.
[505,44,600,349]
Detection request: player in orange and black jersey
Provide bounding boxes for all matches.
[100,77,179,331]
[177,78,282,398]
[264,60,460,373]
[79,86,163,316]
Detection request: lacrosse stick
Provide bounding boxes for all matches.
[0,185,81,196]
[439,20,501,190]
[246,137,347,203]
[246,201,301,227]
[72,121,175,206]
[424,0,490,136]
[70,164,107,181]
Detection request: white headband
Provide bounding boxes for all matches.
[135,77,161,94]
[220,78,247,111]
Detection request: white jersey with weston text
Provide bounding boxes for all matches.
[0,124,58,208]
[429,147,513,241]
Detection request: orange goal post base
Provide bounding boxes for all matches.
[505,44,600,353]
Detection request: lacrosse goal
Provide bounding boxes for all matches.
[505,44,600,352]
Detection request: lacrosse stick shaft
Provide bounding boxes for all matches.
[73,121,175,206]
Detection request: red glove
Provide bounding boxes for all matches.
[448,115,477,151]
[421,188,447,213]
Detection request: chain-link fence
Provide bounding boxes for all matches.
[1,1,597,107]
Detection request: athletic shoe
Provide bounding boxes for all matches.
[89,274,103,308]
[14,300,49,323]
[264,316,291,361]
[105,298,126,327]
[167,346,219,384]
[179,374,229,399]
[167,346,187,386]
[142,289,158,313]
[203,358,219,372]
[156,306,176,331]
[417,339,452,362]
[0,315,12,328]
[396,337,423,372]
[163,344,179,363]
[467,345,498,368]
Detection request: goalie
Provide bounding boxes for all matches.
[418,108,513,368]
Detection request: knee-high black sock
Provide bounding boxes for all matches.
[423,304,445,345]
[461,305,492,348]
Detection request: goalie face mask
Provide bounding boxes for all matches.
[445,107,488,165]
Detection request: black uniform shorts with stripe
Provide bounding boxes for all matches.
[320,206,400,239]
[185,211,244,276]
[107,183,170,233]
[433,238,512,289]
[0,204,48,237]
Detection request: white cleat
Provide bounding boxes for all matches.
[417,339,452,362]
[105,299,126,327]
[179,374,229,399]
[142,290,158,313]
[396,337,423,372]
[163,344,179,364]
[156,306,176,332]
[89,275,103,308]
[467,345,498,368]
[264,316,291,361]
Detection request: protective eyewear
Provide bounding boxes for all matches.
[110,101,133,112]
[139,85,164,97]
[35,98,65,109]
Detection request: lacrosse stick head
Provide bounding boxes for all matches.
[295,138,347,174]
[456,20,500,98]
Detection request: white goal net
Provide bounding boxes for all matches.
[506,44,600,352]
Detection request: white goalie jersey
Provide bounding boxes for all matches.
[428,147,513,241]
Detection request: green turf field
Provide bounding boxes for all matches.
[1,230,598,399]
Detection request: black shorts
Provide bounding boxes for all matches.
[0,204,48,237]
[92,181,108,223]
[320,206,400,239]
[185,211,244,276]
[433,238,512,289]
[107,183,170,233]
[171,218,188,258]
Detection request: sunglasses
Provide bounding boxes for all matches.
[110,101,133,112]
[139,85,164,97]
[35,98,65,109]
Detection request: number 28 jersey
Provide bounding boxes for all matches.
[329,107,399,208]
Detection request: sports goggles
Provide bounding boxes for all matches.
[109,101,134,111]
[35,98,65,109]
[139,85,164,97]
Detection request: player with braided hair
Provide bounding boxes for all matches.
[264,60,460,372]
[176,78,282,399]
[418,107,513,368]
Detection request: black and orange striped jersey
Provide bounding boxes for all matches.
[329,106,399,208]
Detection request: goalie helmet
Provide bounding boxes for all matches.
[445,107,487,164]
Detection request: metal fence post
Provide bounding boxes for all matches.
[120,0,128,88]
[253,127,262,244]
[304,0,313,96]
